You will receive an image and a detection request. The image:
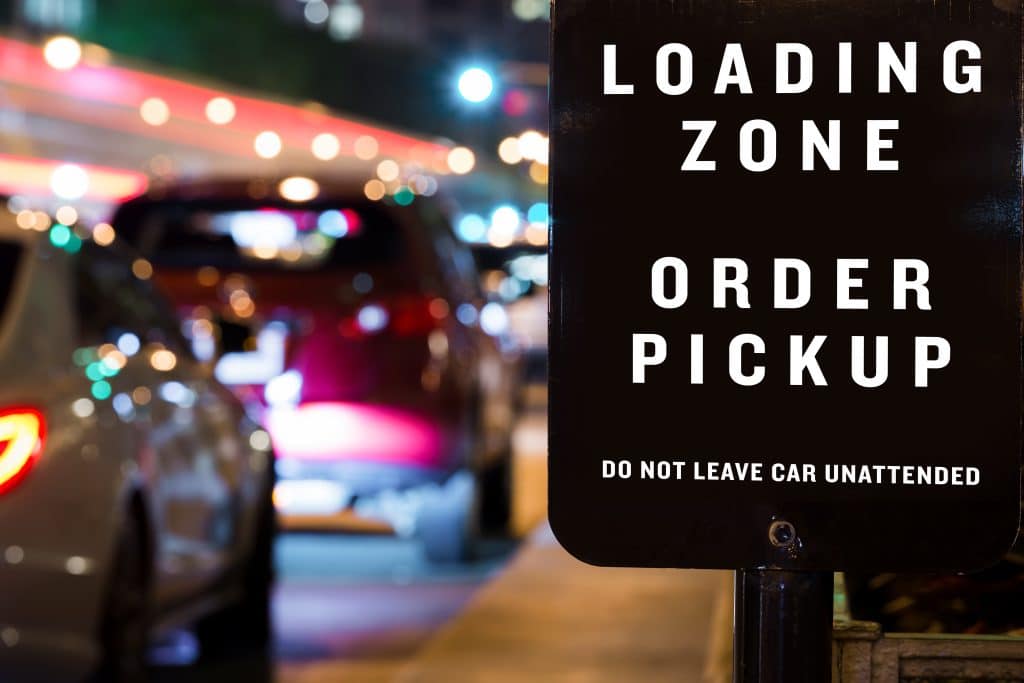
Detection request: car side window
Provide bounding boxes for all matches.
[75,244,189,355]
[76,247,129,346]
[419,204,481,305]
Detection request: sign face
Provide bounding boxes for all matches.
[549,0,1022,571]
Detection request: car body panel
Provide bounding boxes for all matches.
[112,181,520,520]
[0,213,272,680]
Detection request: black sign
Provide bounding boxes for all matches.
[550,0,1022,571]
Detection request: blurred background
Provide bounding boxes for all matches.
[0,3,1021,683]
[0,1,553,681]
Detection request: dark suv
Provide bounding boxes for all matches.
[113,180,521,562]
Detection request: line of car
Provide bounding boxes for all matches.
[0,179,523,681]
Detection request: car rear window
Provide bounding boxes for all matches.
[0,241,23,320]
[114,200,404,271]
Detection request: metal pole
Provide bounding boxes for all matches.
[733,569,833,683]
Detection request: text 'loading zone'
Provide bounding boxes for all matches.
[549,0,1022,571]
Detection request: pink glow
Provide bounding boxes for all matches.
[0,38,452,164]
[266,402,445,468]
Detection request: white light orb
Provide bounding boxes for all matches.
[51,164,89,200]
[457,67,495,103]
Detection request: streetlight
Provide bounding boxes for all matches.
[457,67,495,104]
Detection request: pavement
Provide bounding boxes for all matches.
[399,524,731,683]
[274,534,518,681]
[151,385,731,681]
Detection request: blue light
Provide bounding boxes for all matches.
[117,332,141,357]
[527,202,549,224]
[456,303,478,325]
[318,210,349,238]
[457,67,495,103]
[457,214,487,242]
[357,304,389,334]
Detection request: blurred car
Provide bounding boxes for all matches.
[474,245,548,382]
[112,180,520,562]
[0,209,276,682]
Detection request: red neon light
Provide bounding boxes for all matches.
[0,38,453,165]
[0,408,45,494]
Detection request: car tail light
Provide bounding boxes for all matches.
[338,295,450,339]
[0,408,45,493]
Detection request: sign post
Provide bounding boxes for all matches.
[734,570,832,683]
[549,0,1022,678]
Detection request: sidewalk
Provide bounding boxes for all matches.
[399,524,731,682]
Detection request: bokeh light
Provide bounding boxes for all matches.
[312,133,341,161]
[489,209,520,246]
[71,398,95,419]
[304,0,330,24]
[150,349,177,372]
[498,137,524,164]
[278,176,320,202]
[205,97,236,125]
[49,224,71,248]
[518,130,548,162]
[529,161,549,185]
[32,212,50,232]
[91,380,112,401]
[502,89,531,117]
[254,131,283,159]
[43,36,82,71]
[55,206,77,225]
[117,333,141,357]
[329,1,365,41]
[15,211,35,230]
[354,135,379,160]
[92,223,115,246]
[376,159,400,182]
[457,214,487,242]
[394,186,415,206]
[364,179,386,201]
[491,205,521,233]
[457,67,495,103]
[50,164,89,200]
[526,222,548,246]
[447,147,476,175]
[318,210,349,238]
[527,202,549,224]
[132,258,153,280]
[139,97,170,126]
[480,302,510,335]
[512,0,549,21]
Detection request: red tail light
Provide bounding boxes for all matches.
[338,295,450,339]
[0,408,45,493]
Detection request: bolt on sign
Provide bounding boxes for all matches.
[549,0,1022,571]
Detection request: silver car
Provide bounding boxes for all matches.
[0,209,275,682]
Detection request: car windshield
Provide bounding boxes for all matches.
[115,200,403,271]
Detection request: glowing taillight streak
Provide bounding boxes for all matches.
[0,409,45,492]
